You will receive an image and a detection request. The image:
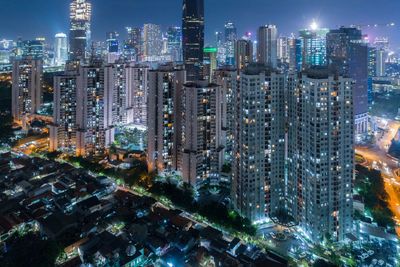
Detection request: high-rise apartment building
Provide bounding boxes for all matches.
[327,27,368,135]
[181,80,223,188]
[234,39,253,70]
[182,0,204,81]
[54,33,68,66]
[69,0,91,61]
[50,63,80,153]
[125,27,143,60]
[231,64,285,222]
[257,25,278,68]
[286,68,354,242]
[12,58,43,127]
[127,64,149,126]
[147,64,186,172]
[143,24,162,57]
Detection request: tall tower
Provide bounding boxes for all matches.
[296,28,329,72]
[69,0,91,61]
[327,27,368,135]
[182,0,204,81]
[235,39,253,70]
[287,68,354,242]
[257,25,278,68]
[224,22,237,66]
[147,64,186,172]
[182,80,223,188]
[54,33,68,66]
[143,24,162,58]
[12,58,43,127]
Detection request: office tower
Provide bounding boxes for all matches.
[224,22,237,66]
[203,47,217,82]
[143,24,162,57]
[327,27,368,135]
[147,64,186,172]
[54,33,68,66]
[12,58,43,127]
[69,0,91,61]
[287,68,354,242]
[106,32,119,53]
[104,63,130,126]
[125,27,143,60]
[166,26,182,62]
[257,25,278,68]
[234,39,253,70]
[231,64,285,222]
[288,34,297,73]
[50,63,80,153]
[182,80,223,188]
[376,49,386,77]
[22,40,44,59]
[278,36,289,62]
[296,28,329,71]
[213,67,236,157]
[127,64,149,126]
[76,59,114,156]
[374,37,389,50]
[367,47,377,103]
[0,40,13,64]
[182,0,204,81]
[215,31,223,47]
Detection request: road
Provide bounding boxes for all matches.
[356,117,400,236]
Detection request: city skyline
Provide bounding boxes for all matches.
[1,0,400,48]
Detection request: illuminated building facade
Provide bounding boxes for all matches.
[181,80,223,188]
[203,47,217,82]
[327,27,368,135]
[12,58,43,127]
[231,65,285,222]
[54,33,68,66]
[224,22,237,66]
[22,40,44,59]
[147,64,186,173]
[286,68,354,242]
[234,39,253,70]
[257,25,278,68]
[182,0,204,81]
[143,24,162,57]
[166,26,182,62]
[106,32,119,53]
[296,28,329,71]
[69,0,91,61]
[128,64,149,126]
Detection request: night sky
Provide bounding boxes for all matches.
[0,0,399,49]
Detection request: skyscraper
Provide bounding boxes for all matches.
[22,40,44,59]
[182,80,223,188]
[12,58,43,127]
[143,24,162,57]
[327,27,368,135]
[376,49,386,77]
[69,0,91,61]
[277,36,289,62]
[124,27,143,60]
[166,26,182,62]
[224,22,237,66]
[127,64,149,126]
[54,33,68,66]
[182,0,204,81]
[234,39,253,70]
[287,68,354,242]
[203,47,217,82]
[296,28,329,71]
[147,64,186,172]
[106,32,119,53]
[257,25,278,68]
[231,64,285,222]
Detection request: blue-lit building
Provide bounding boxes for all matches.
[106,32,119,53]
[22,40,44,59]
[327,27,368,135]
[296,28,329,72]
